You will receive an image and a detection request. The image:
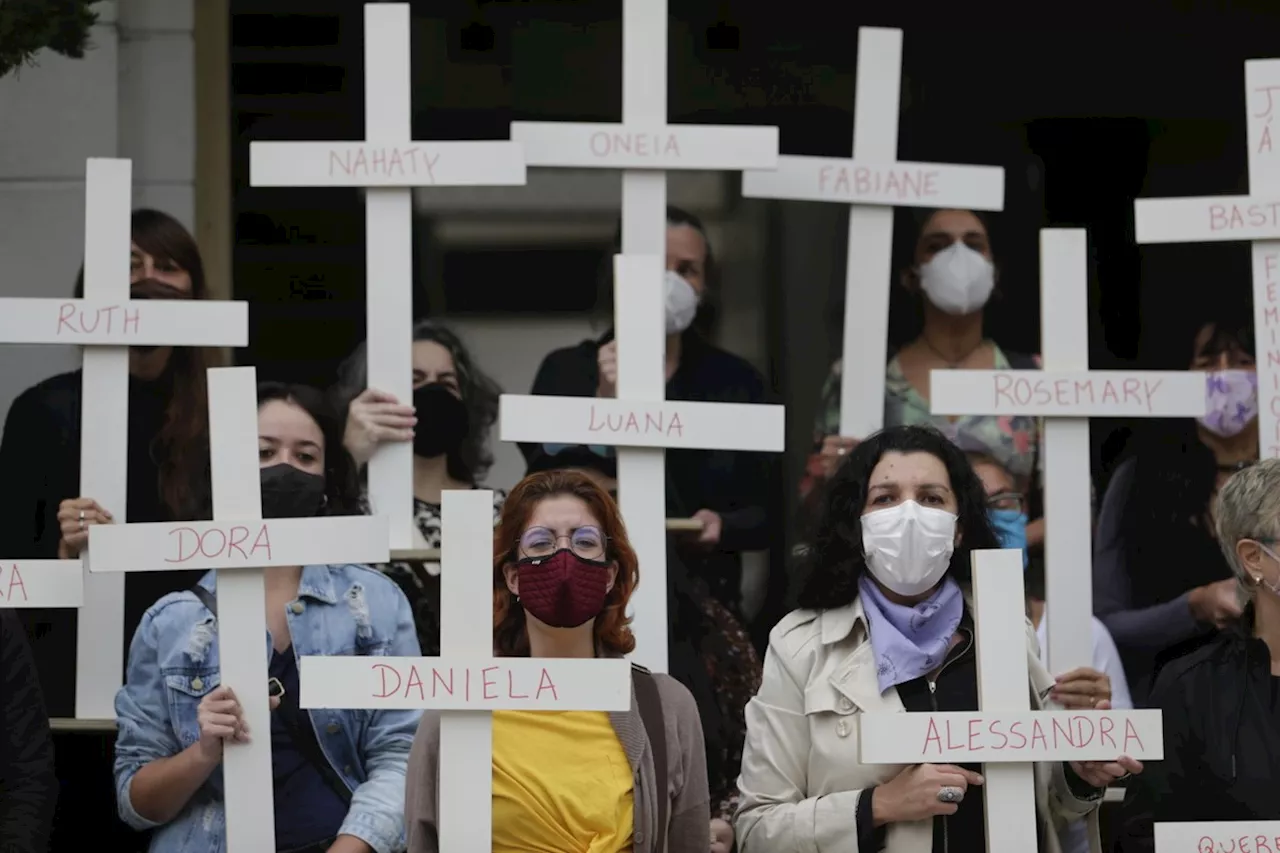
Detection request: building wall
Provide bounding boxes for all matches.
[0,0,196,432]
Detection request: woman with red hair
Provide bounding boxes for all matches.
[405,469,710,852]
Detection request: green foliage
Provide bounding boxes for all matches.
[0,0,105,79]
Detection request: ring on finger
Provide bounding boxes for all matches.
[937,786,964,804]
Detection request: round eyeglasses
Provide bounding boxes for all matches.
[518,525,607,561]
[986,491,1026,513]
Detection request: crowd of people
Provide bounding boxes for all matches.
[0,204,1271,852]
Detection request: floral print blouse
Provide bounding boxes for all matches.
[361,488,507,657]
[800,344,1044,506]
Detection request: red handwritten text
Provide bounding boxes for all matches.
[1195,833,1280,853]
[0,564,27,603]
[328,146,440,182]
[372,663,559,702]
[1209,202,1280,233]
[590,131,680,159]
[993,374,1163,412]
[1262,254,1280,458]
[587,405,684,438]
[57,303,140,336]
[921,713,1145,756]
[818,165,939,200]
[166,525,272,564]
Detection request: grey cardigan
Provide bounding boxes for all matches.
[404,669,710,853]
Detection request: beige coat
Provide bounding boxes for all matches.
[734,595,1103,853]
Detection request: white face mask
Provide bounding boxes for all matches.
[918,243,996,316]
[861,500,958,597]
[665,270,699,335]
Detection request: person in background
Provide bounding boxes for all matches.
[113,382,420,853]
[526,446,762,852]
[0,610,57,853]
[331,319,505,656]
[801,208,1044,550]
[969,451,1130,853]
[520,206,776,620]
[405,469,710,852]
[1117,459,1280,851]
[1094,310,1257,703]
[0,209,219,717]
[736,426,1137,853]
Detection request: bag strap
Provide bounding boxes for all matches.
[188,584,353,806]
[632,663,668,851]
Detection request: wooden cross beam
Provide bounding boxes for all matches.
[299,489,632,852]
[859,550,1163,851]
[0,159,247,720]
[90,366,389,853]
[741,27,1004,438]
[500,0,783,672]
[249,2,526,554]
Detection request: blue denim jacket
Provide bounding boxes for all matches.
[114,564,423,853]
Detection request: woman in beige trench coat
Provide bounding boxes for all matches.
[736,426,1143,853]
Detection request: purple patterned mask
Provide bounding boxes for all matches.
[1199,369,1258,438]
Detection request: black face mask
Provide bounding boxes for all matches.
[413,383,469,459]
[260,463,327,519]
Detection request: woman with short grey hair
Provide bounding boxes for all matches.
[1117,458,1280,851]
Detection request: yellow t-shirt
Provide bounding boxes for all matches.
[492,710,635,853]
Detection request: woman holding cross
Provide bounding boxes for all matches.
[113,383,421,853]
[737,425,1140,853]
[405,469,711,853]
[801,208,1045,551]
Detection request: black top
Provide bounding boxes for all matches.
[1094,452,1232,704]
[0,369,209,717]
[0,610,57,853]
[1117,624,1280,852]
[519,330,777,608]
[268,646,347,850]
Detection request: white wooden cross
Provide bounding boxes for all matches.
[300,489,632,852]
[503,0,784,673]
[741,27,1005,439]
[249,2,526,555]
[1132,57,1280,853]
[0,158,247,720]
[859,549,1163,851]
[1133,58,1280,461]
[928,229,1206,674]
[90,366,390,853]
[1155,821,1280,852]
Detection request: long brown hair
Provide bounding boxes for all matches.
[493,470,639,657]
[76,209,219,519]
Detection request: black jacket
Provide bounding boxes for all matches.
[0,611,56,853]
[0,369,208,717]
[1117,623,1280,851]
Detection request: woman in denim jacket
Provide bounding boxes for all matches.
[113,382,422,853]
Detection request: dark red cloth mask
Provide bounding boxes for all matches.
[516,549,611,628]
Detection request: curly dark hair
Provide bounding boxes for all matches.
[795,425,1000,610]
[331,319,502,484]
[257,381,363,516]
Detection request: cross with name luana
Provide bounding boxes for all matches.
[928,229,1206,674]
[249,2,526,556]
[301,489,632,852]
[858,549,1163,851]
[0,158,248,721]
[90,366,390,853]
[741,27,1005,438]
[500,0,786,673]
[1130,54,1280,853]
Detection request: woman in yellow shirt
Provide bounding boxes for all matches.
[405,469,711,853]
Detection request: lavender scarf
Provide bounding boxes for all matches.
[858,574,964,693]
